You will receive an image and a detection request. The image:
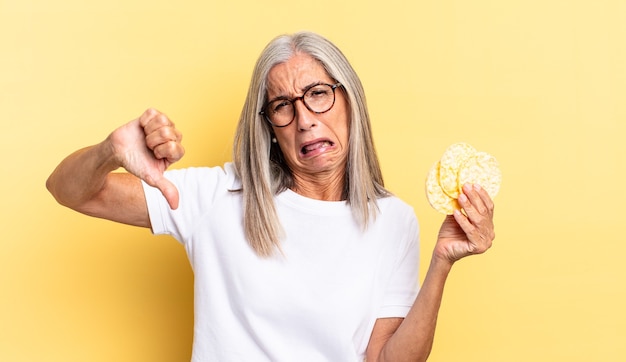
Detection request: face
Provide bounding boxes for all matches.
[265,53,350,180]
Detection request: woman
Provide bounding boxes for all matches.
[47,31,495,361]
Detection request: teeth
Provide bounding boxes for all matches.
[302,141,331,154]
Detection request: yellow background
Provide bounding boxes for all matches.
[2,0,625,361]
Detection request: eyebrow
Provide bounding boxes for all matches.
[266,81,325,103]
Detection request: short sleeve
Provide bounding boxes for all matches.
[141,164,238,244]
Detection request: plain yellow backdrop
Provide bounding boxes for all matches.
[2,0,625,361]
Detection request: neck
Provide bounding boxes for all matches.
[291,169,346,201]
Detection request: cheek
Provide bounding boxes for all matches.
[337,98,351,136]
[339,129,350,153]
[274,129,291,146]
[337,112,351,146]
[273,131,298,158]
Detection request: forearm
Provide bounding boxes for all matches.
[46,140,119,210]
[379,256,453,362]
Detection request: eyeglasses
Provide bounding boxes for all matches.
[259,82,342,127]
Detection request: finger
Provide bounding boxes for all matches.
[458,184,492,225]
[452,207,470,230]
[145,125,181,150]
[138,108,159,128]
[145,114,174,136]
[156,177,180,210]
[153,140,185,163]
[452,208,492,254]
[458,190,494,236]
[139,108,177,136]
[474,183,495,212]
[144,173,180,210]
[459,189,495,250]
[459,183,490,217]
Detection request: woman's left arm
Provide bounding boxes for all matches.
[366,183,495,362]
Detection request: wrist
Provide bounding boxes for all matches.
[429,253,454,275]
[99,135,125,171]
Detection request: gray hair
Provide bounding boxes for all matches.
[233,31,389,256]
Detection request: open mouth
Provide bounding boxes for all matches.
[301,140,334,155]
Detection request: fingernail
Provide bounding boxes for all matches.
[474,183,482,191]
[463,183,472,192]
[459,193,468,203]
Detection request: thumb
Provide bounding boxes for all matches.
[145,173,180,210]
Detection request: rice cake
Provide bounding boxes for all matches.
[439,142,477,199]
[425,161,461,215]
[457,151,502,199]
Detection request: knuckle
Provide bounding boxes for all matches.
[154,140,181,161]
[141,107,158,120]
[162,126,177,141]
[152,146,163,159]
[155,113,169,126]
[144,133,157,149]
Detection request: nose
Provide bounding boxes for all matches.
[293,99,317,131]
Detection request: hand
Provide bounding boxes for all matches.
[108,108,185,209]
[434,183,495,264]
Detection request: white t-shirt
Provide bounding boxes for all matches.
[143,163,420,361]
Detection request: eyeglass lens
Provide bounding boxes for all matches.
[265,83,337,127]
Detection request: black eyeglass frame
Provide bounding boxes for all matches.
[259,82,343,127]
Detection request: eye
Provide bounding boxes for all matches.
[271,99,292,113]
[307,85,331,98]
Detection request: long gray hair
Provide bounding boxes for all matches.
[233,31,389,256]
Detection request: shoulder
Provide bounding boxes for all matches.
[163,162,241,190]
[373,195,420,245]
[377,195,417,222]
[143,163,242,238]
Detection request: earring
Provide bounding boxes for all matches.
[271,137,277,144]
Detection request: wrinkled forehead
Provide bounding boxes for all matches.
[265,53,333,99]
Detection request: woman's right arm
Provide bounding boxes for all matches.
[46,109,185,228]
